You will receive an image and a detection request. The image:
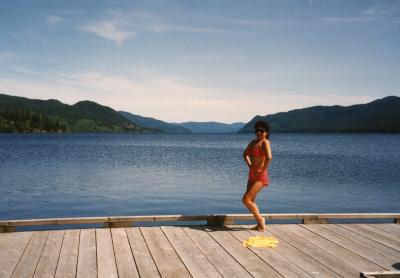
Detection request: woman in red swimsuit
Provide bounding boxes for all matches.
[242,120,272,232]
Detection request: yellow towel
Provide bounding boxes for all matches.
[242,236,279,248]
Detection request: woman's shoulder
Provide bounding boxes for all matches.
[246,140,257,150]
[248,139,257,145]
[261,139,270,147]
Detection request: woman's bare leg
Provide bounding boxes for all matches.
[242,181,265,232]
[246,181,257,202]
[245,181,259,229]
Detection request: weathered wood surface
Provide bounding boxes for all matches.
[0,224,399,278]
[76,229,97,278]
[55,229,80,278]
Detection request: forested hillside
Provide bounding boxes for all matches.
[240,96,400,133]
[0,94,157,133]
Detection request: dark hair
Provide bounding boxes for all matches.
[254,120,270,139]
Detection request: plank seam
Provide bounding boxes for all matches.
[298,224,387,271]
[32,230,65,277]
[244,225,318,277]
[338,224,400,251]
[9,232,34,278]
[281,225,365,275]
[227,228,285,278]
[53,230,65,278]
[74,230,81,278]
[95,229,99,278]
[106,229,119,277]
[55,230,80,278]
[205,227,256,277]
[33,232,50,277]
[159,226,193,278]
[139,227,162,277]
[109,229,120,278]
[366,224,400,237]
[123,228,141,277]
[55,230,67,275]
[109,228,121,277]
[322,225,400,259]
[182,226,227,278]
[267,225,346,277]
[365,224,400,237]
[316,224,399,267]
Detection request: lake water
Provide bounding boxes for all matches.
[0,133,399,221]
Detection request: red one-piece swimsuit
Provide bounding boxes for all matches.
[247,146,269,186]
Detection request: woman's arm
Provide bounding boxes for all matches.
[243,142,252,168]
[262,139,272,170]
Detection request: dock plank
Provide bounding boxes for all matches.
[359,224,400,240]
[126,227,160,278]
[321,224,400,261]
[246,226,342,277]
[184,226,252,278]
[296,224,389,271]
[33,230,64,278]
[162,226,222,278]
[0,233,8,245]
[268,224,359,277]
[207,227,282,278]
[230,227,313,278]
[368,224,400,237]
[55,229,80,278]
[111,228,139,278]
[141,227,191,278]
[304,224,400,272]
[96,229,118,278]
[339,224,400,251]
[0,232,32,278]
[1,222,400,278]
[11,231,48,278]
[76,229,97,278]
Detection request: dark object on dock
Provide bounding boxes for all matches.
[361,271,400,278]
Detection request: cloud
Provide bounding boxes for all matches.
[0,71,374,122]
[46,15,63,26]
[0,51,18,61]
[226,18,278,27]
[361,2,400,19]
[155,25,231,33]
[62,10,84,16]
[318,16,369,23]
[80,20,136,44]
[80,9,231,44]
[319,2,400,24]
[178,53,245,62]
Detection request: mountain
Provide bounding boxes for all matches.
[239,96,400,133]
[119,111,192,133]
[0,93,158,133]
[119,112,243,134]
[175,121,245,133]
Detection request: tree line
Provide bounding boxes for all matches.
[0,107,67,133]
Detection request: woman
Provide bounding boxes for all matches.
[242,120,272,232]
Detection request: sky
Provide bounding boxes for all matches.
[0,0,399,123]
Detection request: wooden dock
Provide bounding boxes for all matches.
[0,214,400,277]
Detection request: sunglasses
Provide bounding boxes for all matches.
[255,129,266,133]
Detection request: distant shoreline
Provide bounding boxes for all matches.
[2,94,399,134]
[1,131,399,135]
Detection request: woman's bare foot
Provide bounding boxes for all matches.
[250,224,260,230]
[256,217,266,232]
